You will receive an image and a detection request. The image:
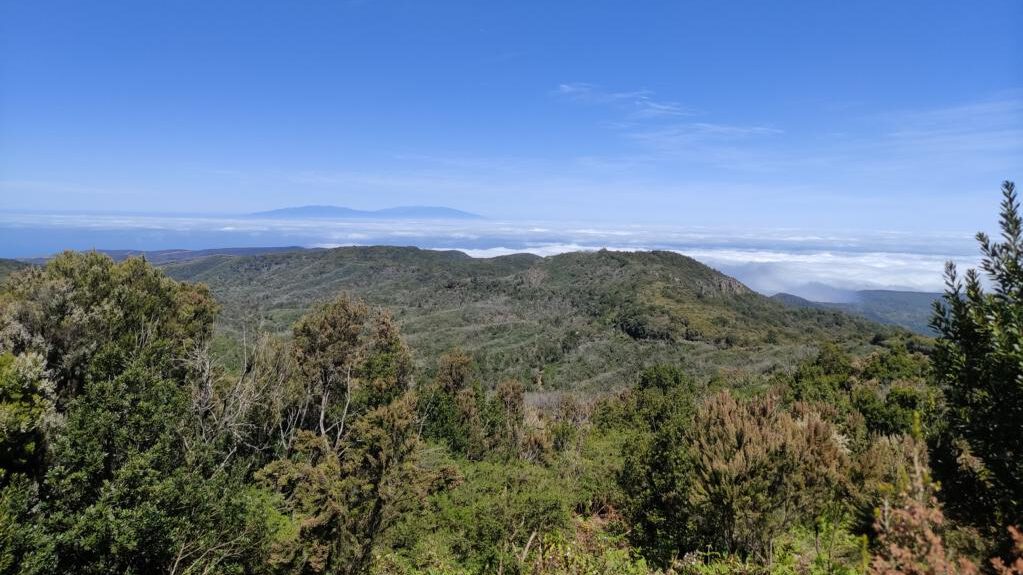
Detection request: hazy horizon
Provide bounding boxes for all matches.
[0,208,981,299]
[2,1,1021,231]
[2,1,1020,298]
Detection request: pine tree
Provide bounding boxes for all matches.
[930,181,1023,533]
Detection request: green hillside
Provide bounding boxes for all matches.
[773,289,940,335]
[0,259,29,281]
[165,246,894,389]
[834,289,939,334]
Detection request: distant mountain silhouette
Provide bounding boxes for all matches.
[249,205,484,220]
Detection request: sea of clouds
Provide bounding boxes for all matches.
[0,212,982,300]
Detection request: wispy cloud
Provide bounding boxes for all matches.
[790,93,1023,193]
[878,95,1023,168]
[555,82,1022,184]
[556,82,694,119]
[151,91,1019,229]
[627,122,783,152]
[555,82,648,103]
[556,82,786,169]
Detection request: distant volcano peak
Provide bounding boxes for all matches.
[249,205,484,220]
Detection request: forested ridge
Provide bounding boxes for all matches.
[161,247,890,390]
[1,183,1021,575]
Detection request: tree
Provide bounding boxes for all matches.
[0,352,53,482]
[616,366,701,566]
[410,460,572,575]
[992,526,1023,575]
[257,294,434,575]
[869,436,978,575]
[0,262,447,574]
[785,342,854,406]
[420,350,490,460]
[0,253,275,574]
[0,251,216,404]
[688,391,848,561]
[930,180,1023,532]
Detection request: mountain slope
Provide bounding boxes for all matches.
[772,290,939,335]
[249,205,483,219]
[164,247,894,390]
[0,259,29,281]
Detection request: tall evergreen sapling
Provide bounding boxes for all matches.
[930,180,1023,533]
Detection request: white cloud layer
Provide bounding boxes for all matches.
[0,211,984,299]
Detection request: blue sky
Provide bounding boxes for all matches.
[1,0,1021,230]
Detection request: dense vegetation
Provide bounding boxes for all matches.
[0,182,1020,575]
[163,247,892,390]
[0,259,28,282]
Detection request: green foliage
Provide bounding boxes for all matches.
[778,338,937,442]
[613,372,856,568]
[163,247,891,390]
[28,361,278,573]
[0,474,51,574]
[0,251,216,402]
[255,294,433,575]
[786,343,854,405]
[0,352,53,481]
[930,180,1023,535]
[860,345,927,384]
[0,182,1017,575]
[666,517,867,575]
[0,253,283,575]
[433,461,571,574]
[524,519,655,575]
[851,382,936,438]
[383,389,630,574]
[0,259,30,283]
[0,255,327,574]
[614,366,701,565]
[420,350,501,460]
[865,435,981,575]
[687,393,848,561]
